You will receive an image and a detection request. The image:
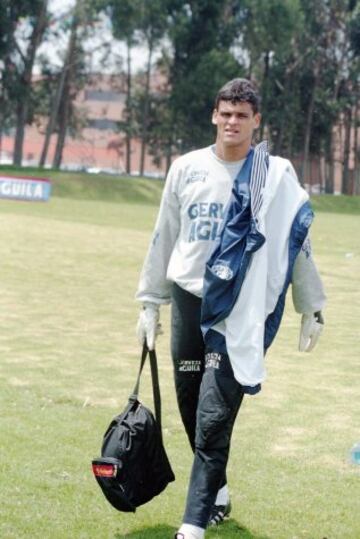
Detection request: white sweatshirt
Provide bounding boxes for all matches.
[136,145,325,314]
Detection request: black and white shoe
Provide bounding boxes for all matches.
[174,534,185,539]
[208,500,232,526]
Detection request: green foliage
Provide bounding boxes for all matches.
[349,3,360,55]
[106,0,141,44]
[1,0,359,191]
[137,86,174,170]
[241,0,305,150]
[242,0,359,186]
[165,1,246,152]
[0,0,48,96]
[242,0,303,70]
[137,0,168,44]
[172,49,244,150]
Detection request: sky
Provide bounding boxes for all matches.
[49,0,74,19]
[35,0,149,73]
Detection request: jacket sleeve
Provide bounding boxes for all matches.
[292,235,326,314]
[135,162,181,305]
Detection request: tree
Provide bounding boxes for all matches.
[306,0,359,193]
[165,0,246,153]
[39,0,96,168]
[136,0,168,176]
[13,0,48,165]
[347,2,360,194]
[136,58,175,174]
[106,0,141,174]
[51,12,83,169]
[0,0,49,164]
[38,7,79,167]
[241,0,303,140]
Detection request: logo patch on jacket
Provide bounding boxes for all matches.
[186,170,209,184]
[205,352,222,369]
[212,264,234,280]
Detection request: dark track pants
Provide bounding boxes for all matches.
[171,283,245,528]
[171,283,205,452]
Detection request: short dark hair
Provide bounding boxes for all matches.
[214,78,261,114]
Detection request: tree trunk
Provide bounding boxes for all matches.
[52,26,77,169]
[165,140,172,176]
[39,7,77,167]
[301,66,320,186]
[325,129,334,194]
[259,50,270,141]
[13,0,48,166]
[52,87,70,169]
[0,121,3,160]
[139,40,153,176]
[274,75,292,155]
[353,87,359,195]
[125,42,132,175]
[38,70,66,167]
[342,105,352,195]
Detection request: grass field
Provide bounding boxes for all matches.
[0,173,359,539]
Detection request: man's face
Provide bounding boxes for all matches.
[212,100,261,150]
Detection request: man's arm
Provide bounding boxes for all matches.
[135,162,181,348]
[136,163,181,304]
[292,235,326,352]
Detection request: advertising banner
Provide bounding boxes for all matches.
[0,175,51,202]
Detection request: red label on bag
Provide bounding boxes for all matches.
[92,463,117,478]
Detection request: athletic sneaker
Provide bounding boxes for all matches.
[174,534,185,539]
[208,500,232,526]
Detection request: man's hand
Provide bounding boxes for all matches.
[136,302,162,350]
[299,311,324,352]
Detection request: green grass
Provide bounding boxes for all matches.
[310,194,360,215]
[1,165,360,213]
[0,165,164,205]
[0,181,359,539]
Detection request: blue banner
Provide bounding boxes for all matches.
[0,175,51,202]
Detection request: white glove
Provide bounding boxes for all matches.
[136,302,162,350]
[299,311,324,352]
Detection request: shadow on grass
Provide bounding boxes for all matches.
[113,519,270,538]
[207,518,271,538]
[113,524,174,539]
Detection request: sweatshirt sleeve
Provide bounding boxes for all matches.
[292,235,326,314]
[135,162,181,305]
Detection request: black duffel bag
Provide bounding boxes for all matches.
[92,345,175,512]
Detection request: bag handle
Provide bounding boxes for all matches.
[131,343,162,435]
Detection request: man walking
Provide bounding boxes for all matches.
[136,78,325,539]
